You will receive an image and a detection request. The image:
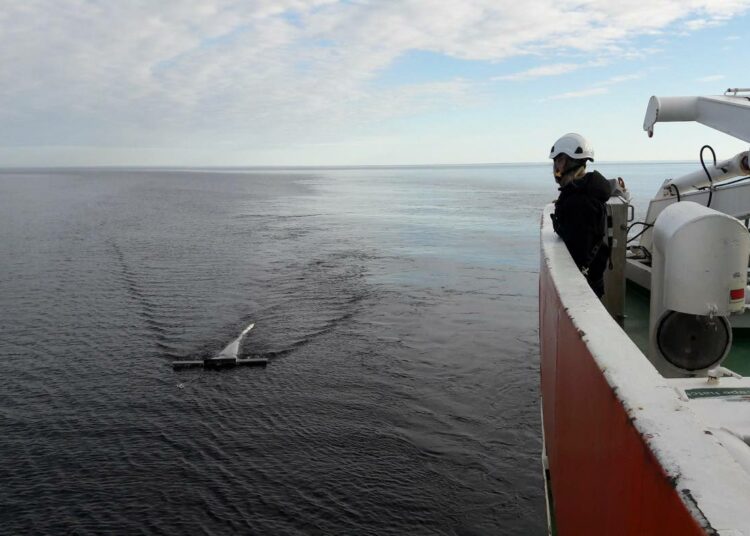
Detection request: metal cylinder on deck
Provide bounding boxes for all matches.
[649,201,750,377]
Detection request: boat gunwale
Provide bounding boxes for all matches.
[541,203,750,534]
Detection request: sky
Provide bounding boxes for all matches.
[1,0,749,166]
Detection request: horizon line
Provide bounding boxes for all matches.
[0,159,699,171]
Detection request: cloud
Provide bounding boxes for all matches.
[495,63,583,81]
[545,87,610,101]
[600,73,644,85]
[697,74,726,82]
[1,0,749,159]
[540,72,642,101]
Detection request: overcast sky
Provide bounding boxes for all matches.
[2,0,749,166]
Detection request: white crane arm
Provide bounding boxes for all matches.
[644,94,750,143]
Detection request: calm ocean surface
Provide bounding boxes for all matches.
[0,162,696,535]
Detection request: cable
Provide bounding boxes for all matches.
[628,226,651,244]
[700,176,750,190]
[713,175,750,189]
[669,183,681,201]
[606,212,614,270]
[700,144,716,207]
[628,244,652,261]
[627,221,652,233]
[627,221,653,244]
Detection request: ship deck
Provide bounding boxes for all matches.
[540,203,750,534]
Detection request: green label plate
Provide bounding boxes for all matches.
[685,387,750,399]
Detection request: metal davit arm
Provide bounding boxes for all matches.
[643,94,750,142]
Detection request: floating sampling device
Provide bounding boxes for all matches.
[172,323,267,370]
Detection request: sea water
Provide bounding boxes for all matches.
[0,162,697,534]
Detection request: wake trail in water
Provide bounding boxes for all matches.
[110,240,179,357]
[216,323,255,359]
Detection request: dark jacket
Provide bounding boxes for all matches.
[552,171,612,296]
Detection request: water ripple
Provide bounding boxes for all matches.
[0,167,547,535]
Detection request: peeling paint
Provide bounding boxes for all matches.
[681,489,720,536]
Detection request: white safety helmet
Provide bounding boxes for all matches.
[549,133,594,162]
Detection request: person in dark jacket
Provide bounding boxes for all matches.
[549,133,614,297]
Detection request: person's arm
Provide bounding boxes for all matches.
[608,177,631,201]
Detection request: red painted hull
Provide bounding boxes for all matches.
[539,259,707,535]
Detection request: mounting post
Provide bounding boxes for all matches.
[604,200,629,327]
